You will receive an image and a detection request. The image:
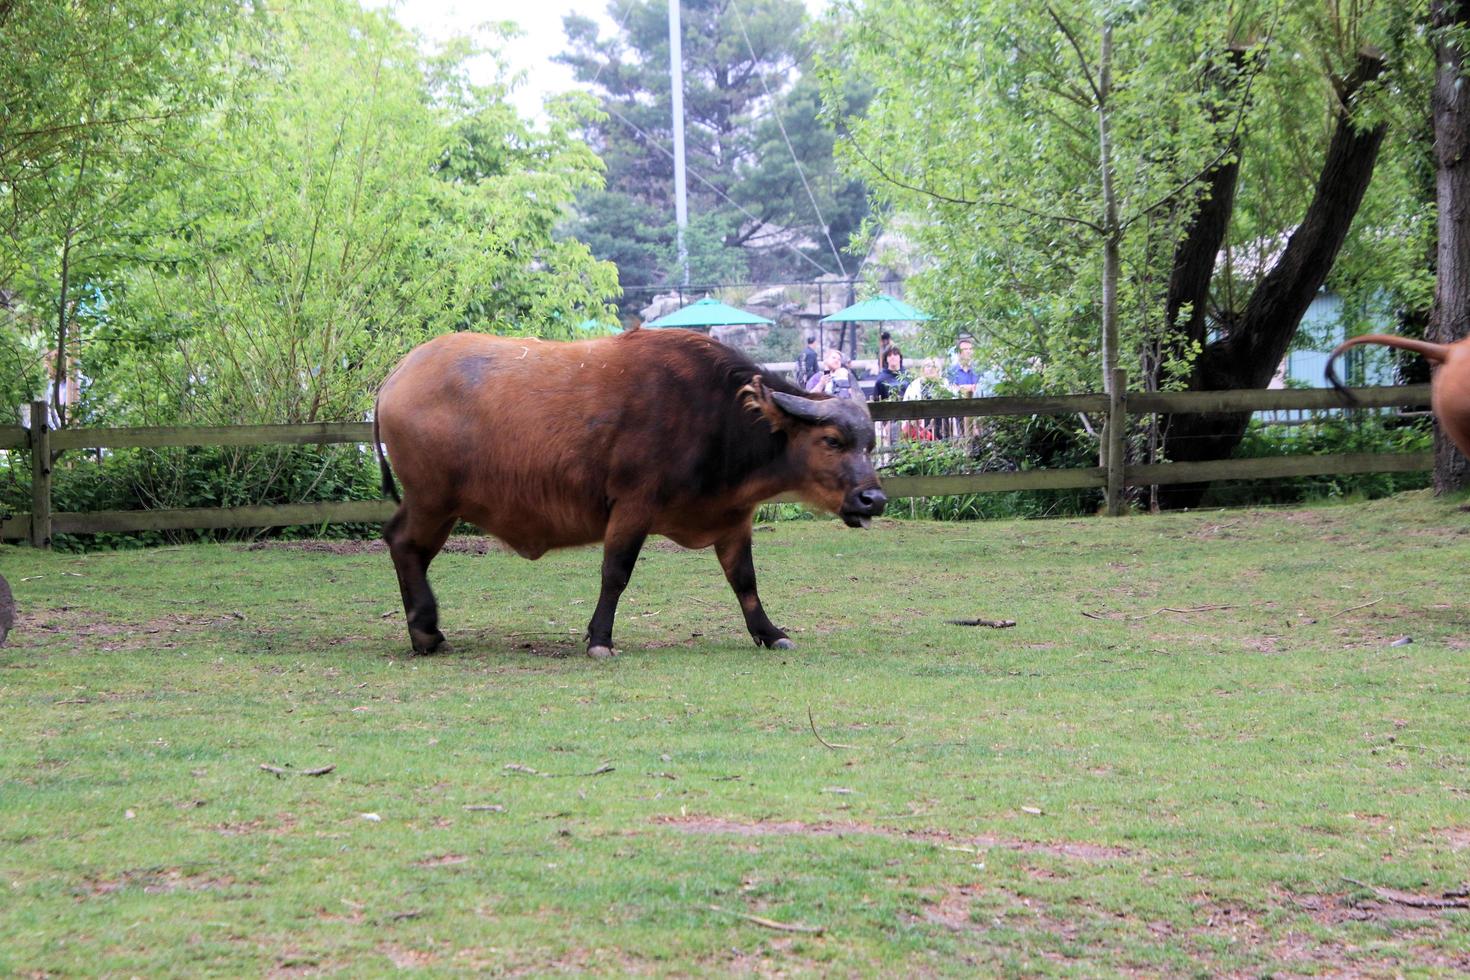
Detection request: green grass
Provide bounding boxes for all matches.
[3,491,1470,975]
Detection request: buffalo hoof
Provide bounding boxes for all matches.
[410,629,449,655]
[770,637,796,650]
[587,644,617,659]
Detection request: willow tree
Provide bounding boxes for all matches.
[824,1,1254,397]
[825,0,1430,507]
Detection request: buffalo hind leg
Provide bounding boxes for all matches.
[716,527,793,649]
[384,504,455,654]
[586,519,648,659]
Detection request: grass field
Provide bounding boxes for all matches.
[3,491,1470,976]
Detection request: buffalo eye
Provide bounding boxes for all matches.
[822,435,843,450]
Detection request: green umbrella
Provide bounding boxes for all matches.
[820,293,932,323]
[576,317,622,335]
[646,297,775,328]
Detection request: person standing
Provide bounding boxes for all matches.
[873,346,908,400]
[800,335,820,387]
[949,337,979,396]
[949,337,981,437]
[872,345,909,448]
[903,357,956,439]
[807,347,867,402]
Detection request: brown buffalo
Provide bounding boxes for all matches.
[1326,332,1470,457]
[373,328,886,657]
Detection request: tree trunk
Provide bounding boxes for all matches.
[1158,50,1388,508]
[1098,23,1119,396]
[1432,0,1470,492]
[1162,45,1249,369]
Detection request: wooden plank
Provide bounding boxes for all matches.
[50,421,375,451]
[1,512,27,540]
[1128,384,1431,415]
[0,425,28,450]
[867,393,1108,421]
[1104,368,1126,516]
[30,401,51,549]
[50,499,397,535]
[1125,452,1433,487]
[882,468,1107,497]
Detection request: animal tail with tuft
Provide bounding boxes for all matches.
[1325,333,1450,404]
[373,391,400,504]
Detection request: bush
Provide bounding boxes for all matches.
[1201,411,1433,507]
[0,444,382,550]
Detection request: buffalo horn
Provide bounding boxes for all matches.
[770,390,840,424]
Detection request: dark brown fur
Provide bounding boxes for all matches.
[1326,333,1470,458]
[0,572,11,646]
[375,328,886,656]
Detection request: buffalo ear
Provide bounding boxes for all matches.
[739,375,790,431]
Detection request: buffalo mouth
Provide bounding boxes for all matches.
[838,487,886,529]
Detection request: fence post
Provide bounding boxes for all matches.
[1104,368,1126,517]
[29,400,52,549]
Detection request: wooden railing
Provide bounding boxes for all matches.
[0,382,1433,546]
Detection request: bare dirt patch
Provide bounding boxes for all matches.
[10,605,253,653]
[411,853,469,868]
[652,814,1129,861]
[1443,827,1470,852]
[81,868,235,898]
[245,535,500,556]
[210,813,299,837]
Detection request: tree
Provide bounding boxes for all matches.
[68,0,618,429]
[1429,0,1470,492]
[828,2,1251,389]
[0,0,241,424]
[826,0,1429,507]
[557,0,867,298]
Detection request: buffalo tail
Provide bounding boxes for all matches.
[1325,333,1449,404]
[372,393,400,504]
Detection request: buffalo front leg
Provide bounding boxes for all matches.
[586,521,648,659]
[715,527,793,649]
[384,505,455,654]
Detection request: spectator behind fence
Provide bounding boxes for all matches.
[873,346,908,400]
[807,347,866,402]
[873,345,909,448]
[902,357,955,439]
[949,337,979,396]
[800,334,820,386]
[949,337,982,436]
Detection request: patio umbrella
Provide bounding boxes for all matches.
[576,317,622,335]
[645,297,775,328]
[819,293,931,323]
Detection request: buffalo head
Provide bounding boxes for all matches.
[744,377,887,528]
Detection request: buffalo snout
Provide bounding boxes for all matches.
[840,486,887,528]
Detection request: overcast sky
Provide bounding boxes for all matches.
[361,0,608,120]
[366,0,827,122]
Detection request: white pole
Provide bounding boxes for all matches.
[668,0,689,285]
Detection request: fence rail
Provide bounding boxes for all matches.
[0,383,1434,546]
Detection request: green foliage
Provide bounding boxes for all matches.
[0,445,381,550]
[3,0,619,438]
[0,0,244,421]
[1207,412,1434,507]
[821,0,1434,392]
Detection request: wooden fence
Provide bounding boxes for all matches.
[0,381,1433,547]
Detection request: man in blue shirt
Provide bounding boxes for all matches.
[949,337,979,396]
[949,337,981,438]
